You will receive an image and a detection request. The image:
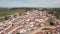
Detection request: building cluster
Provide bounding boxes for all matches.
[0,10,60,34]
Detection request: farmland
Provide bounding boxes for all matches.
[0,10,19,16]
[0,11,14,16]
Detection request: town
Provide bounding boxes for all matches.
[0,9,60,34]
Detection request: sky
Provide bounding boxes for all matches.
[0,0,60,8]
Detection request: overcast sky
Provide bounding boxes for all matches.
[0,0,60,8]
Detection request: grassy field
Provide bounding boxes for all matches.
[0,11,12,16]
[0,11,19,16]
[0,9,26,16]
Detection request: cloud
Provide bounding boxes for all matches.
[0,0,60,8]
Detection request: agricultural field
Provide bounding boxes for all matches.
[0,9,27,16]
[0,11,13,16]
[0,10,19,16]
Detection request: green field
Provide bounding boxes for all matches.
[0,11,19,16]
[0,10,26,16]
[0,11,12,16]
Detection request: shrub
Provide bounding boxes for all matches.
[16,32,20,34]
[4,16,9,20]
[42,28,52,30]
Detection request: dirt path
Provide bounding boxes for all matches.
[29,26,55,34]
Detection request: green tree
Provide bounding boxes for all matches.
[16,32,20,34]
[4,16,9,20]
